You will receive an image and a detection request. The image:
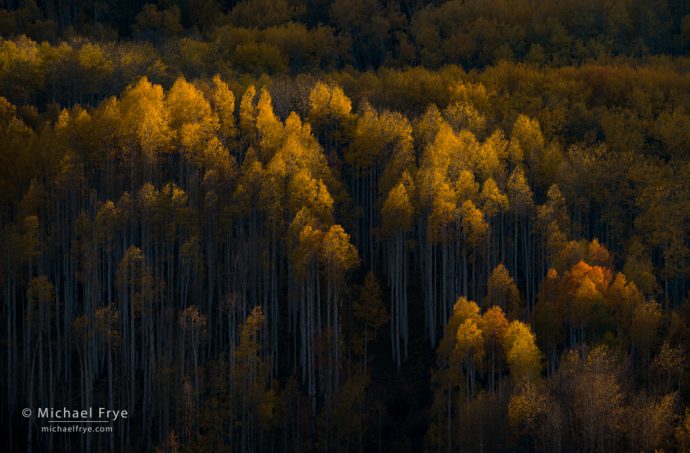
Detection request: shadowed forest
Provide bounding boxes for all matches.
[2,0,690,452]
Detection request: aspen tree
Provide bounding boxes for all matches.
[503,321,541,383]
[166,77,218,169]
[119,78,171,181]
[255,88,284,162]
[178,305,207,436]
[308,82,354,154]
[534,269,564,374]
[353,271,388,375]
[631,300,662,374]
[239,85,258,149]
[507,167,535,308]
[429,297,482,451]
[381,176,414,368]
[480,306,509,392]
[510,114,544,171]
[94,304,120,435]
[508,382,549,451]
[480,178,508,278]
[319,224,358,392]
[345,104,414,271]
[209,75,237,145]
[454,317,484,402]
[25,276,55,427]
[485,263,521,317]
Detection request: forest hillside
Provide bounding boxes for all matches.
[1,1,690,452]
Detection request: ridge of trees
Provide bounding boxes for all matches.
[0,0,688,77]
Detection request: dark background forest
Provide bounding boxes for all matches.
[1,0,690,452]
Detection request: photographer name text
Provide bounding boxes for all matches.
[36,407,128,421]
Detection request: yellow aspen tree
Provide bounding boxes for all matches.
[510,114,544,169]
[442,101,486,136]
[480,178,508,220]
[454,317,484,402]
[486,263,521,317]
[255,88,284,162]
[210,75,237,145]
[346,104,415,277]
[606,272,643,341]
[460,199,488,297]
[507,166,535,308]
[536,184,569,270]
[480,306,509,392]
[480,178,509,286]
[503,320,541,384]
[231,306,275,452]
[477,129,509,182]
[381,175,414,368]
[623,237,658,297]
[429,296,481,452]
[308,81,354,154]
[239,84,257,148]
[119,77,171,169]
[166,77,218,159]
[320,224,359,393]
[508,382,549,450]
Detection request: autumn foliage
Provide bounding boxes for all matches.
[1,1,690,452]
